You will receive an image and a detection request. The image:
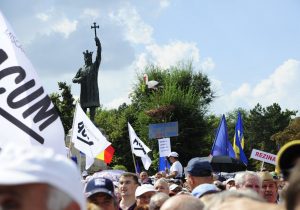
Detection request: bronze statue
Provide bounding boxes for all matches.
[73,22,101,122]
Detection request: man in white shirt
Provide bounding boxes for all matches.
[166,152,183,179]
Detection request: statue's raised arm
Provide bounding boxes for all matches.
[94,36,101,70]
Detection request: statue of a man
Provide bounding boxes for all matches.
[73,35,101,122]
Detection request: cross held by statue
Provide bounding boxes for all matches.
[91,22,99,38]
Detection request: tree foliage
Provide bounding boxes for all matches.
[49,82,75,133]
[271,117,300,145]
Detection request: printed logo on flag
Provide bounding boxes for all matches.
[76,121,93,146]
[132,138,147,155]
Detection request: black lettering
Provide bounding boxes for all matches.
[0,66,26,94]
[0,49,8,65]
[0,107,44,144]
[22,95,59,131]
[7,79,44,108]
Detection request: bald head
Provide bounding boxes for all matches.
[160,195,204,210]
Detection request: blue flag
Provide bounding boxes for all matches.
[159,156,170,172]
[211,115,235,158]
[233,112,248,165]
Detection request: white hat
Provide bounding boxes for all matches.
[169,183,180,191]
[168,152,179,158]
[225,178,235,184]
[0,144,85,210]
[135,184,156,197]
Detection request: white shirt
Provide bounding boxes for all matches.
[170,160,183,178]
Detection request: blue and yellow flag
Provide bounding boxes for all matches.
[233,112,248,165]
[211,115,235,158]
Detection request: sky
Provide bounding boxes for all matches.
[1,0,300,116]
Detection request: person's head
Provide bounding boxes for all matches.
[135,184,156,205]
[191,183,219,198]
[185,158,213,190]
[154,178,169,195]
[235,171,262,194]
[0,145,85,210]
[167,152,179,163]
[204,189,265,210]
[285,160,300,210]
[155,172,163,179]
[140,171,149,183]
[83,50,93,65]
[258,171,278,203]
[225,178,236,190]
[84,177,118,210]
[169,184,182,196]
[277,140,300,180]
[160,194,204,210]
[149,192,169,210]
[119,172,139,198]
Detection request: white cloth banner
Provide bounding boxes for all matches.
[0,11,66,155]
[250,148,276,165]
[128,122,152,170]
[71,103,111,169]
[158,138,171,157]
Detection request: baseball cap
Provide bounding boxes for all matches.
[168,152,179,158]
[0,144,85,210]
[85,177,115,198]
[185,157,212,177]
[276,140,300,179]
[169,183,181,191]
[135,184,156,197]
[191,184,219,198]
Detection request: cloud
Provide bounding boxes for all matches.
[159,0,171,9]
[109,3,153,44]
[134,40,214,72]
[36,13,50,21]
[211,59,300,114]
[51,18,78,38]
[80,8,100,19]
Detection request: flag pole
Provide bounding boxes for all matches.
[132,153,138,174]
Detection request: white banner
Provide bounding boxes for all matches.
[71,103,111,169]
[158,138,171,157]
[128,122,152,170]
[0,11,66,155]
[250,148,276,165]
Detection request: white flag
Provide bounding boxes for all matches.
[71,103,111,168]
[128,122,152,170]
[0,11,66,155]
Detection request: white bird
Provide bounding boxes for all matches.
[143,74,159,89]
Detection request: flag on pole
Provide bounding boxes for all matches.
[233,112,248,165]
[71,103,111,169]
[128,122,152,170]
[96,145,115,164]
[0,11,66,155]
[211,115,235,158]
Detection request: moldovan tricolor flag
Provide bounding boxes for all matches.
[0,11,65,155]
[128,122,152,170]
[71,103,111,169]
[96,145,115,164]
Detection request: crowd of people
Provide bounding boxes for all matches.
[1,140,300,210]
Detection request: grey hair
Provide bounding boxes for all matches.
[154,178,169,185]
[204,190,266,210]
[149,192,170,210]
[235,171,262,188]
[47,185,73,210]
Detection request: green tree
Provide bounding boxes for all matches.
[247,103,297,170]
[271,117,300,145]
[128,62,215,167]
[49,82,75,133]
